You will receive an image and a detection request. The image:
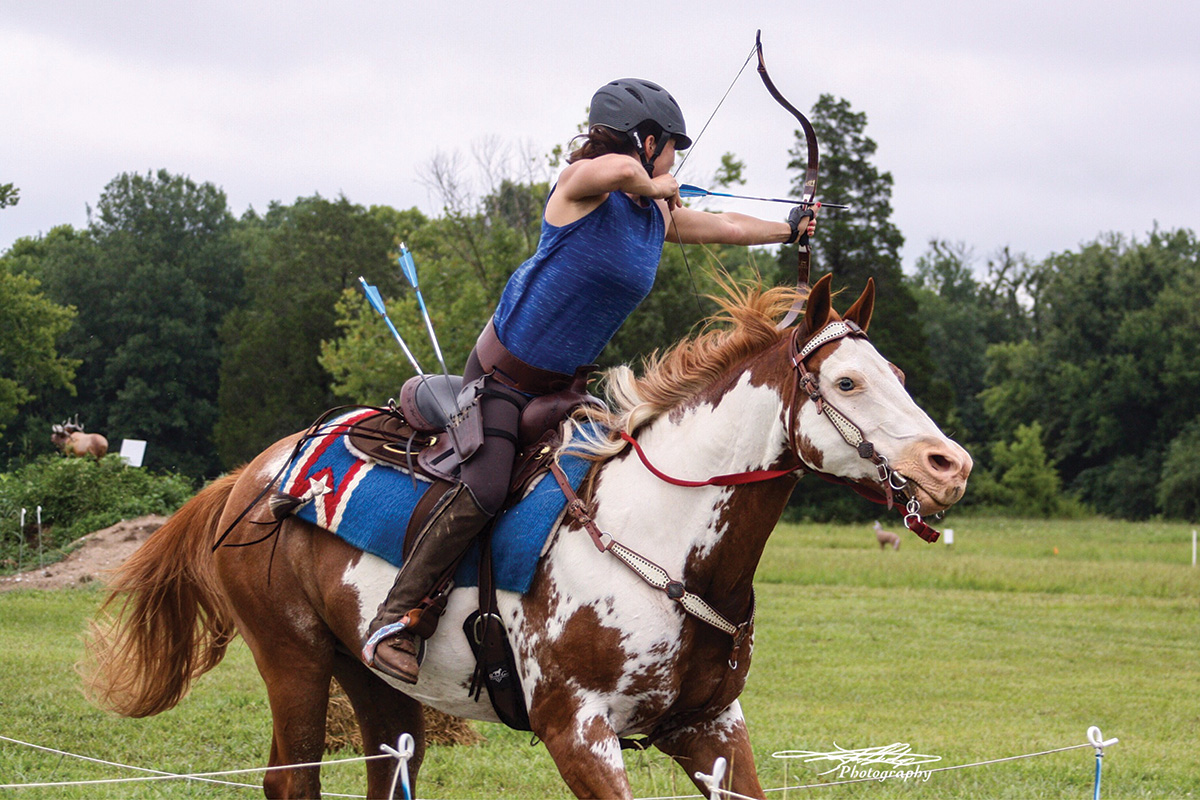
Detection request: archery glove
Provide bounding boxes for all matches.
[786,206,815,245]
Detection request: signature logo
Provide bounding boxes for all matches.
[774,742,941,783]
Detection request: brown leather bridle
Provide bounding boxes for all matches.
[785,319,941,542]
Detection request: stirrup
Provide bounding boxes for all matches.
[362,620,409,664]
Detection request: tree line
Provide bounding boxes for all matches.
[2,96,1196,521]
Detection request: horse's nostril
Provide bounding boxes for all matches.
[928,453,954,473]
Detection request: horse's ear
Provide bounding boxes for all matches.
[842,277,875,332]
[804,274,835,332]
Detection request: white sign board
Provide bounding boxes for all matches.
[119,439,147,468]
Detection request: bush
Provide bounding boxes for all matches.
[0,454,194,571]
[968,423,1088,518]
[1159,417,1200,521]
[1072,453,1161,520]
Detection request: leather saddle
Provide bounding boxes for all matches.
[350,370,603,483]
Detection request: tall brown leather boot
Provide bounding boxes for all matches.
[362,483,492,684]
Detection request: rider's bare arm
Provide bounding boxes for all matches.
[546,154,680,227]
[663,204,816,246]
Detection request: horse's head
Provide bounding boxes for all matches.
[789,275,972,522]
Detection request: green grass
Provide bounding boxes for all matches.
[0,516,1197,798]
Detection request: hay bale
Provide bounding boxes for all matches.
[424,704,485,747]
[325,679,484,752]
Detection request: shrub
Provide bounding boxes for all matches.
[1072,453,1161,520]
[1159,417,1200,521]
[0,454,193,571]
[968,422,1088,518]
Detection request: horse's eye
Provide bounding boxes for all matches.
[837,378,855,392]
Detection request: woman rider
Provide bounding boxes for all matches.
[363,78,817,683]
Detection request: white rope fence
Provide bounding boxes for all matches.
[2,726,1118,799]
[695,726,1120,800]
[0,733,392,798]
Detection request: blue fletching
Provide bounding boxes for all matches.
[398,243,419,288]
[358,277,387,315]
[678,184,709,198]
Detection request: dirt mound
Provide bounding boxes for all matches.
[0,515,167,592]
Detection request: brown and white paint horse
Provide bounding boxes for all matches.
[84,275,970,799]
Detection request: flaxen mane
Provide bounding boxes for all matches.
[566,276,805,460]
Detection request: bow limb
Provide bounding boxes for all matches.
[755,29,818,327]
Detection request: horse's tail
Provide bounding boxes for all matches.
[82,472,241,718]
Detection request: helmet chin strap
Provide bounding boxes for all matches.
[630,130,667,179]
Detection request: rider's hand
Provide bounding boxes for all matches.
[786,204,818,243]
[651,174,681,210]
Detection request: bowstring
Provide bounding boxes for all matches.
[669,42,759,317]
[674,42,758,178]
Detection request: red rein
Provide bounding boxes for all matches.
[618,431,941,543]
[618,431,797,487]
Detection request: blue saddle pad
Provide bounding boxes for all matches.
[277,409,594,594]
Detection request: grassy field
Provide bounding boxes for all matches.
[0,515,1197,798]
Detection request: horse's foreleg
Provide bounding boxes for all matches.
[331,652,426,799]
[534,705,633,799]
[654,701,764,800]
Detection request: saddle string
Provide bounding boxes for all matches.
[211,404,401,552]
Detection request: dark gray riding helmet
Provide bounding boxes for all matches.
[589,79,692,150]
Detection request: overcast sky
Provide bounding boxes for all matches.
[3,1,1197,273]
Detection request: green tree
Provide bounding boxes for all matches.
[909,241,1041,447]
[0,183,18,209]
[11,172,241,476]
[215,196,402,466]
[786,95,939,416]
[989,422,1067,517]
[0,265,78,437]
[980,228,1200,518]
[909,241,987,441]
[1159,417,1200,521]
[0,227,95,465]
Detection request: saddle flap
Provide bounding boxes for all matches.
[399,375,465,432]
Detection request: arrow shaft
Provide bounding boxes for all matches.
[383,317,427,378]
[679,184,848,210]
[399,244,454,383]
[397,244,462,425]
[360,277,427,377]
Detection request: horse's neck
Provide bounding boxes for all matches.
[599,370,796,613]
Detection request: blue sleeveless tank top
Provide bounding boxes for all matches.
[492,189,665,374]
